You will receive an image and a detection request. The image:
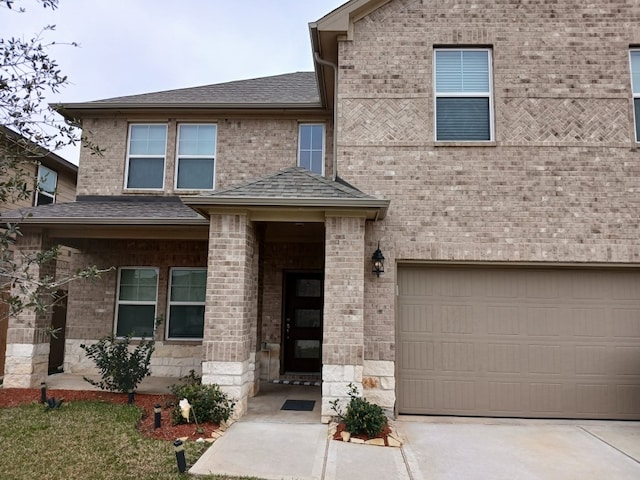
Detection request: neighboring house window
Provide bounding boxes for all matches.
[630,50,640,142]
[175,124,216,190]
[298,124,325,175]
[35,165,57,205]
[167,268,206,339]
[115,267,158,338]
[125,124,167,189]
[434,48,493,141]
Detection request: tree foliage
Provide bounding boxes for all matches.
[0,0,105,328]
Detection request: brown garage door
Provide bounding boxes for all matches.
[397,266,640,419]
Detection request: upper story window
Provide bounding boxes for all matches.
[125,124,167,189]
[630,50,640,142]
[115,267,158,338]
[176,124,217,190]
[434,48,493,141]
[298,124,325,175]
[167,268,206,340]
[35,165,57,205]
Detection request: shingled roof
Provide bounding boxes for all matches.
[57,72,321,111]
[183,167,389,219]
[0,196,207,225]
[208,167,370,199]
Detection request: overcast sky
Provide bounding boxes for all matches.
[4,0,346,162]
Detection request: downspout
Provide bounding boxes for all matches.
[314,51,339,181]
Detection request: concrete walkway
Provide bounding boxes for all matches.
[191,416,640,480]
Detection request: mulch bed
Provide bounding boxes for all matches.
[0,388,220,441]
[332,421,393,445]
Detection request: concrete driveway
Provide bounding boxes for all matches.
[398,417,640,480]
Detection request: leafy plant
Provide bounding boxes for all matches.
[80,334,155,393]
[169,370,235,425]
[330,383,387,438]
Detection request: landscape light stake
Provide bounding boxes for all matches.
[40,382,47,404]
[154,404,162,429]
[174,439,187,473]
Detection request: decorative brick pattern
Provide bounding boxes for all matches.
[499,98,630,145]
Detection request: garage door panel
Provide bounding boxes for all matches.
[612,308,640,337]
[399,304,433,333]
[487,306,520,335]
[398,266,640,419]
[573,308,608,337]
[399,340,435,371]
[487,343,522,373]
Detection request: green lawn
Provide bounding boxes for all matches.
[0,401,262,480]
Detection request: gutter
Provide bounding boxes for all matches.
[313,51,339,181]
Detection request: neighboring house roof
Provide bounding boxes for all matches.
[55,72,322,116]
[1,125,78,177]
[183,167,389,220]
[0,195,207,226]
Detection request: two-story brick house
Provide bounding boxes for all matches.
[4,0,640,421]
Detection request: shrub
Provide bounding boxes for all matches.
[80,334,155,393]
[169,371,235,425]
[330,383,387,438]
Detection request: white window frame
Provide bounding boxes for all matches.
[35,164,57,206]
[114,267,159,339]
[174,123,217,191]
[166,267,206,341]
[297,123,325,175]
[433,48,494,142]
[630,49,640,142]
[124,124,167,190]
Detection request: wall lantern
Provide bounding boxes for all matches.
[371,242,385,277]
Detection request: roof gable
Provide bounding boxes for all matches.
[208,167,371,200]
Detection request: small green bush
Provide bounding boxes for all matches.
[330,383,387,438]
[80,334,155,393]
[169,371,235,425]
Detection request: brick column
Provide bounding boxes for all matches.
[202,213,257,418]
[3,230,55,387]
[322,215,366,422]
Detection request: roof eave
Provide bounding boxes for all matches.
[53,102,326,120]
[181,196,389,220]
[3,217,209,227]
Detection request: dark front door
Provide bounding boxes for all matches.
[283,272,323,373]
[48,291,67,374]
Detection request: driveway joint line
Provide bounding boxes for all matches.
[578,426,640,465]
[321,433,329,479]
[400,445,414,480]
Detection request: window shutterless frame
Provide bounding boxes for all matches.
[35,164,57,206]
[433,48,494,142]
[114,267,159,339]
[297,124,325,175]
[629,49,640,142]
[124,124,167,190]
[166,267,206,340]
[174,124,217,191]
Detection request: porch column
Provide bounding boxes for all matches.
[202,213,258,418]
[322,215,366,422]
[3,230,54,387]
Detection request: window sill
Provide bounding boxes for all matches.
[435,141,496,147]
[162,339,203,345]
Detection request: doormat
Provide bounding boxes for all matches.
[281,399,316,411]
[273,379,321,387]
